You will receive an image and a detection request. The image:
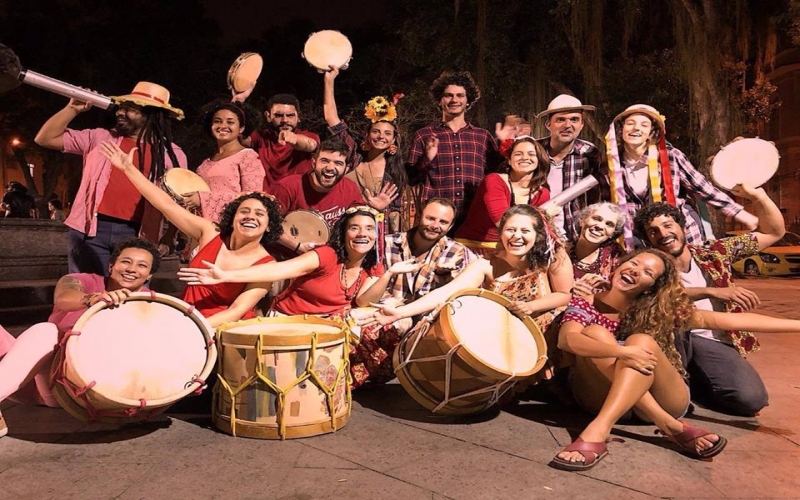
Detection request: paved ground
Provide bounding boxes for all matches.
[2,277,799,500]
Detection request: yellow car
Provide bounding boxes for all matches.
[729,231,800,276]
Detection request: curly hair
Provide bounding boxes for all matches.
[201,99,254,139]
[616,249,692,375]
[497,204,563,271]
[578,202,628,241]
[329,209,380,271]
[217,193,284,247]
[429,71,481,106]
[504,137,550,194]
[633,202,686,244]
[109,238,161,274]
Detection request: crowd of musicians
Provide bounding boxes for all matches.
[2,67,799,472]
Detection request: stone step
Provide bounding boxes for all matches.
[0,279,57,308]
[0,303,52,328]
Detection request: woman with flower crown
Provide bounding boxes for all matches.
[323,67,408,234]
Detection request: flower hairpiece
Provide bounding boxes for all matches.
[364,96,398,123]
[499,135,536,159]
[345,205,385,222]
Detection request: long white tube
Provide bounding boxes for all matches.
[546,175,600,208]
[19,69,113,109]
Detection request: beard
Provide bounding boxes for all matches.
[114,118,140,138]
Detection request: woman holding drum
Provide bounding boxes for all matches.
[454,136,551,258]
[179,101,264,223]
[100,141,282,327]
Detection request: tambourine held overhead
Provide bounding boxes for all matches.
[227,52,263,93]
[710,138,779,191]
[302,30,353,73]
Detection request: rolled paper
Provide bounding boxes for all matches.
[19,69,113,110]
[546,175,600,208]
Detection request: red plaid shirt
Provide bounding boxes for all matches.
[407,122,500,217]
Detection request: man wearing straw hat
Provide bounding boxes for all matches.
[535,94,604,241]
[35,81,187,276]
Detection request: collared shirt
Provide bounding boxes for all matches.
[536,137,604,242]
[62,128,187,239]
[407,122,500,217]
[688,233,760,356]
[383,230,475,302]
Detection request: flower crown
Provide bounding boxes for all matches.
[364,93,404,123]
[498,135,536,158]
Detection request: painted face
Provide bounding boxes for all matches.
[440,84,468,117]
[310,150,347,191]
[211,109,243,143]
[509,141,539,177]
[368,122,396,151]
[545,112,584,145]
[580,206,619,245]
[621,113,654,149]
[108,248,153,291]
[233,198,269,237]
[114,103,146,137]
[645,215,686,257]
[612,252,665,295]
[265,104,298,132]
[345,214,377,256]
[416,202,455,242]
[500,214,537,256]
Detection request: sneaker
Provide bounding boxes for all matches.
[0,409,7,438]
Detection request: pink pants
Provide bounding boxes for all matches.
[0,324,60,408]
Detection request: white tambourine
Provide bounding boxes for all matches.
[710,138,780,190]
[301,30,352,73]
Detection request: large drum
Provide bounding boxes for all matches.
[213,316,351,439]
[393,289,547,416]
[50,292,217,422]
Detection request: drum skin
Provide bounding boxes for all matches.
[161,169,210,204]
[213,316,351,440]
[302,30,353,71]
[282,210,330,246]
[50,292,217,423]
[710,138,779,190]
[227,52,263,93]
[393,289,547,416]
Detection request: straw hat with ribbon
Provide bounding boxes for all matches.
[605,104,676,251]
[535,94,596,120]
[110,82,184,121]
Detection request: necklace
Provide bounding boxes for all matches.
[506,175,534,206]
[340,263,364,301]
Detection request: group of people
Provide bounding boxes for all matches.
[0,68,794,474]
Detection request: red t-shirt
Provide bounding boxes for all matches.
[271,245,384,316]
[97,137,153,222]
[270,173,363,228]
[250,128,320,191]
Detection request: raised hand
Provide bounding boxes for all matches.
[495,114,522,141]
[366,182,399,211]
[424,136,439,161]
[278,130,298,146]
[324,65,340,82]
[177,260,228,286]
[67,96,93,113]
[98,141,136,172]
[388,258,422,275]
[181,192,201,211]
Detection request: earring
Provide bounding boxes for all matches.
[387,144,397,155]
[361,139,371,151]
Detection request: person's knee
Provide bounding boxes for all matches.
[624,333,658,350]
[726,379,768,416]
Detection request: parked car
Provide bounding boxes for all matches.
[728,231,800,276]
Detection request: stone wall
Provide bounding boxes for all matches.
[0,218,68,281]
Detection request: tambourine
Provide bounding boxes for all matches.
[302,30,352,73]
[161,169,210,207]
[710,138,780,190]
[227,52,263,93]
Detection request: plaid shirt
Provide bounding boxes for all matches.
[383,230,475,302]
[536,137,604,241]
[621,143,743,245]
[689,233,760,356]
[407,122,500,217]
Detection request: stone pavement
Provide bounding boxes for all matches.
[1,277,799,500]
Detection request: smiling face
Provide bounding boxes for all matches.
[509,141,539,177]
[545,111,584,146]
[344,214,377,257]
[114,102,146,138]
[580,206,619,245]
[440,84,468,117]
[211,109,243,144]
[612,252,665,295]
[415,202,455,243]
[108,248,154,291]
[500,213,537,256]
[368,121,396,151]
[644,215,687,258]
[232,198,269,238]
[621,113,654,149]
[310,150,347,191]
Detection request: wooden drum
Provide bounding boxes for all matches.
[213,316,351,439]
[393,289,547,416]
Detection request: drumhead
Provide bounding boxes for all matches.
[282,210,330,245]
[447,294,541,375]
[302,30,352,70]
[227,52,263,93]
[711,138,779,190]
[66,293,215,405]
[162,169,210,195]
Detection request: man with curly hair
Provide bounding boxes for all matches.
[634,184,785,416]
[406,71,502,231]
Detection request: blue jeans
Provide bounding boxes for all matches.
[68,218,138,276]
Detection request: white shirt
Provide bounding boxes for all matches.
[547,160,566,236]
[681,258,730,343]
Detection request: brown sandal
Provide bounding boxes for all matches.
[657,420,727,459]
[550,437,614,471]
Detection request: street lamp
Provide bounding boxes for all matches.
[10,138,21,147]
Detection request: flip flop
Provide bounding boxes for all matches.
[549,437,611,471]
[657,420,727,459]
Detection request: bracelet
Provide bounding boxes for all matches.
[82,293,97,308]
[294,241,301,252]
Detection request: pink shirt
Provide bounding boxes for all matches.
[196,148,264,222]
[62,128,187,238]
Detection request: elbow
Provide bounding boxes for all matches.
[33,132,48,148]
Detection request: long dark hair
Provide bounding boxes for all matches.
[367,120,408,193]
[329,209,379,271]
[217,193,284,247]
[136,108,182,183]
[504,137,549,193]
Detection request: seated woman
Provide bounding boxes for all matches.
[181,101,264,223]
[553,248,800,471]
[0,238,159,438]
[178,206,421,387]
[99,141,281,327]
[367,204,573,340]
[455,136,550,258]
[569,202,626,295]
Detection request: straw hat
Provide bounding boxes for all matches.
[111,82,184,120]
[612,104,665,134]
[536,94,596,119]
